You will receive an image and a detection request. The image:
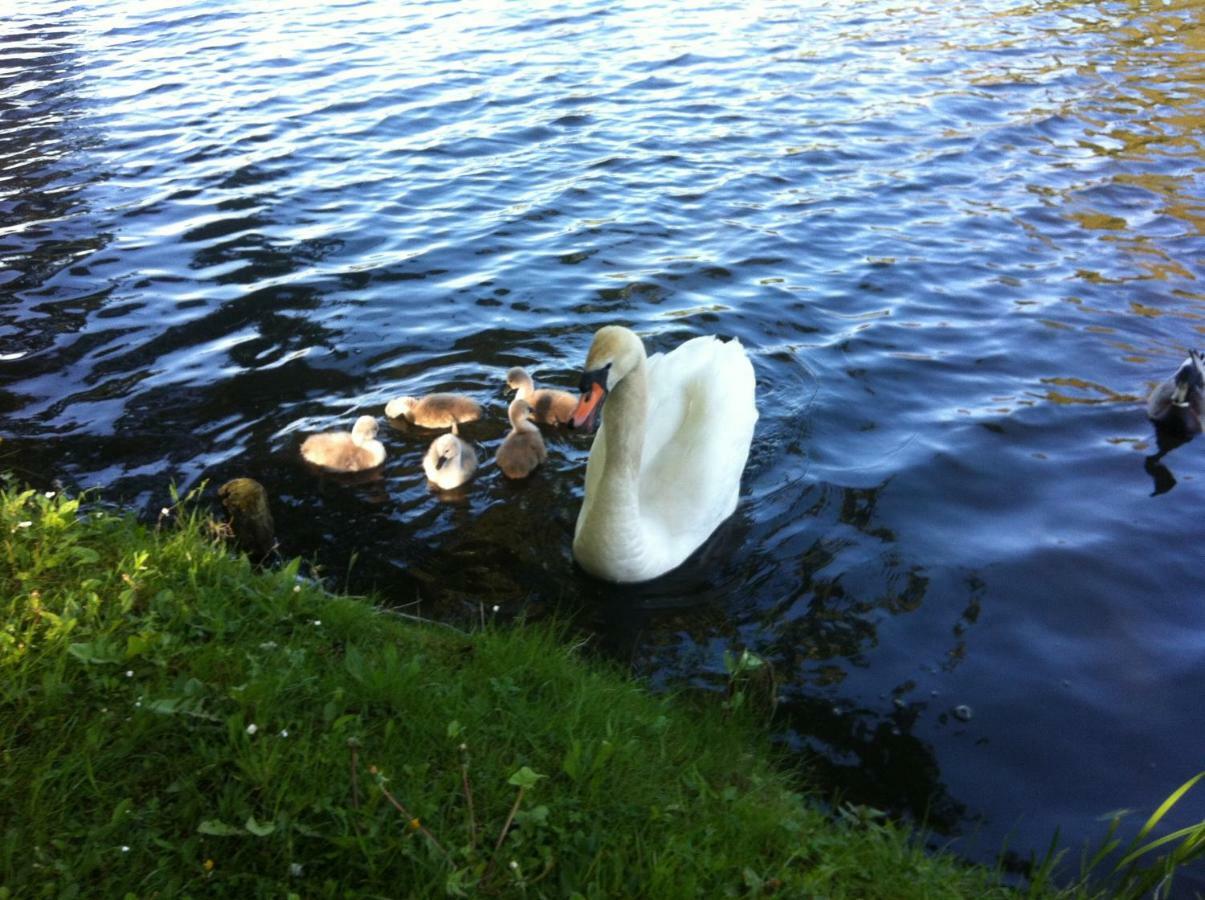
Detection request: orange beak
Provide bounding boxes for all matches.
[570,381,606,432]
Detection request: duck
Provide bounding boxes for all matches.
[506,366,577,425]
[385,393,481,429]
[496,397,547,479]
[423,430,478,491]
[1147,349,1204,435]
[300,415,386,472]
[569,325,757,583]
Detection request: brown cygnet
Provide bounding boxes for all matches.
[385,393,481,428]
[300,415,386,472]
[496,398,546,479]
[506,366,577,426]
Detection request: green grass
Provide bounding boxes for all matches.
[0,482,1195,897]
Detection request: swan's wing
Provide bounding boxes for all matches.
[638,336,758,559]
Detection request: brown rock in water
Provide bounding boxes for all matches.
[218,478,276,561]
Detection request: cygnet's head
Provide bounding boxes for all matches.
[506,366,532,392]
[385,397,416,420]
[352,415,379,442]
[429,433,462,468]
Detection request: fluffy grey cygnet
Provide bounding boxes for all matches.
[300,415,386,472]
[505,366,577,425]
[423,432,478,490]
[496,398,546,479]
[385,393,481,429]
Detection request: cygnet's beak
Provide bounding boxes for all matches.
[570,369,608,432]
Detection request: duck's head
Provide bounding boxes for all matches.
[505,367,532,392]
[352,415,379,443]
[385,397,417,420]
[570,326,645,432]
[429,433,462,469]
[1172,351,1205,405]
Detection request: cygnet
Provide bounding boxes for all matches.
[423,432,478,490]
[300,415,386,472]
[506,366,577,425]
[385,393,481,429]
[496,398,547,479]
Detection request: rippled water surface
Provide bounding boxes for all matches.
[4,0,1204,884]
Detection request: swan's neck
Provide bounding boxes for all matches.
[601,359,648,480]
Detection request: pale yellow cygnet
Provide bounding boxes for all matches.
[506,366,577,425]
[496,398,546,479]
[423,432,478,491]
[385,393,481,429]
[300,415,386,472]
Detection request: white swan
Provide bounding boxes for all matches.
[569,325,757,583]
[423,432,478,490]
[300,415,386,472]
[1147,349,1204,435]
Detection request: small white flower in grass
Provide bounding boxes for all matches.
[121,845,130,853]
[279,729,289,738]
[293,585,301,593]
[491,605,500,613]
[312,619,321,626]
[44,491,55,499]
[16,521,31,529]
[125,670,133,678]
[509,860,519,871]
[246,723,258,735]
[159,507,170,517]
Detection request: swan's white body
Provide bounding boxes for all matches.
[572,328,757,583]
[423,433,478,490]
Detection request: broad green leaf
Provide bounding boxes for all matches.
[508,766,546,790]
[197,819,244,836]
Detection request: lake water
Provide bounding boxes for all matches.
[3,0,1203,887]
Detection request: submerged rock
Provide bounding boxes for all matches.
[218,478,276,562]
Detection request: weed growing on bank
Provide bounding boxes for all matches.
[0,483,1197,897]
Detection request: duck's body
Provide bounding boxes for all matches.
[496,398,547,479]
[570,326,757,584]
[385,393,481,429]
[1147,350,1204,435]
[506,367,577,426]
[423,433,478,490]
[300,415,386,472]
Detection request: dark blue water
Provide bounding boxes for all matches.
[3,0,1203,887]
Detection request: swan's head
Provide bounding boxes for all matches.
[570,326,645,432]
[505,367,533,392]
[429,433,463,469]
[508,397,535,427]
[352,415,379,444]
[1172,351,1205,406]
[385,397,416,421]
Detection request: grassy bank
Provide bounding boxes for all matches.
[0,484,1140,897]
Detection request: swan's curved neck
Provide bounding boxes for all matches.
[601,358,648,478]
